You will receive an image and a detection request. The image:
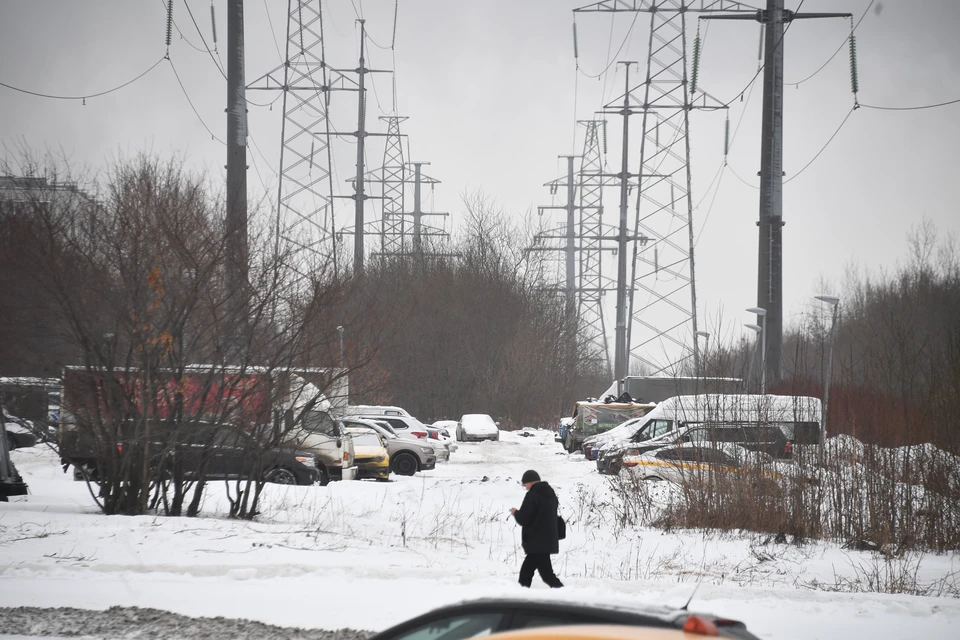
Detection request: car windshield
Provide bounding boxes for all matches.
[462,414,495,428]
[350,433,382,448]
[301,410,339,437]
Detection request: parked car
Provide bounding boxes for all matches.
[621,442,781,485]
[173,427,320,486]
[372,415,452,462]
[366,597,760,640]
[457,414,500,442]
[343,425,391,481]
[342,418,437,476]
[2,408,38,451]
[426,423,458,455]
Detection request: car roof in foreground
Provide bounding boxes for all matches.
[368,596,755,640]
[486,624,717,640]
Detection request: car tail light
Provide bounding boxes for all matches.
[117,443,123,454]
[682,615,719,636]
[785,441,793,456]
[411,431,428,438]
[428,432,439,440]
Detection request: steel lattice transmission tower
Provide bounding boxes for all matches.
[379,115,408,257]
[576,0,754,378]
[248,0,356,274]
[578,120,613,376]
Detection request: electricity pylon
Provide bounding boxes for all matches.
[528,120,624,377]
[379,115,408,257]
[575,0,750,378]
[247,0,357,277]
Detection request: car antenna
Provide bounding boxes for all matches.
[681,583,701,610]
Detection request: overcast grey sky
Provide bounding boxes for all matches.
[1,1,958,354]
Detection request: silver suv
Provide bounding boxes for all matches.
[341,418,437,476]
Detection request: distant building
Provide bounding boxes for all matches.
[0,175,98,239]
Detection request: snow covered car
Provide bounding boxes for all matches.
[2,408,38,451]
[457,414,500,442]
[366,597,760,640]
[344,425,391,481]
[427,423,459,455]
[621,442,781,485]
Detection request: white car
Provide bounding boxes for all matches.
[372,415,452,462]
[457,414,500,442]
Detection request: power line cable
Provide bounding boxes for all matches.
[167,57,225,144]
[786,0,874,87]
[262,0,284,64]
[859,97,960,111]
[784,106,854,183]
[714,0,807,108]
[182,0,227,80]
[579,10,642,80]
[0,56,166,102]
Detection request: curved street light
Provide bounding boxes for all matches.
[815,295,841,464]
[745,307,767,394]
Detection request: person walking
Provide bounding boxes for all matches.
[509,469,564,588]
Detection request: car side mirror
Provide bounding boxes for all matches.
[495,422,500,427]
[284,409,294,430]
[336,439,342,448]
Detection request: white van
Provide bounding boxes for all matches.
[593,394,822,473]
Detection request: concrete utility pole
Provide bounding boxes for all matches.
[353,19,369,273]
[613,61,636,382]
[411,162,425,253]
[705,0,850,388]
[562,155,577,325]
[226,0,248,355]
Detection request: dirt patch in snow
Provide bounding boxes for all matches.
[0,606,373,639]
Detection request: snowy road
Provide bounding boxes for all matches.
[1,431,958,639]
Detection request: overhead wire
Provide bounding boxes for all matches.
[0,56,166,102]
[714,0,807,109]
[182,0,227,80]
[786,0,874,87]
[860,97,960,111]
[167,57,225,144]
[784,106,855,183]
[579,10,642,81]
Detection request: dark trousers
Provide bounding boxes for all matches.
[519,553,564,588]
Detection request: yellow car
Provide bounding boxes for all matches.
[344,426,390,481]
[621,443,783,485]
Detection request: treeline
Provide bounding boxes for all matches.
[330,193,607,428]
[0,155,605,435]
[703,221,960,454]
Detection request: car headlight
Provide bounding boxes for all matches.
[420,446,434,454]
[295,456,316,468]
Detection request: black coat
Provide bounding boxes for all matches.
[512,481,560,555]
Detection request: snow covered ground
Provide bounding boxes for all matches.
[2,430,959,639]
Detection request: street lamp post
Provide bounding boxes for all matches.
[815,295,840,465]
[746,307,767,394]
[744,323,762,392]
[337,326,345,369]
[695,331,711,376]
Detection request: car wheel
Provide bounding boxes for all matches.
[392,452,419,476]
[456,427,464,442]
[317,465,330,487]
[264,467,297,485]
[565,434,576,453]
